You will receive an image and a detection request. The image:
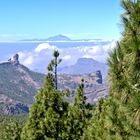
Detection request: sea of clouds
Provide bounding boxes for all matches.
[18,41,116,73]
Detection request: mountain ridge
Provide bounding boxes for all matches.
[0,55,108,115]
[46,34,71,41]
[58,57,108,80]
[19,34,109,42]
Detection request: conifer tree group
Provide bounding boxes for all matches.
[3,0,140,139]
[20,50,91,140]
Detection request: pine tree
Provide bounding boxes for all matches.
[62,79,92,140]
[84,0,140,139]
[109,0,140,136]
[48,50,62,90]
[1,115,26,140]
[82,98,109,140]
[21,51,68,140]
[3,121,22,140]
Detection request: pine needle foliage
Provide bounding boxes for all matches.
[83,0,140,139]
[62,79,92,140]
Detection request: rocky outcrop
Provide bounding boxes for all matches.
[95,70,102,84]
[8,54,19,65]
[58,71,109,104]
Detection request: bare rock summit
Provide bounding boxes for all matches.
[8,54,19,65]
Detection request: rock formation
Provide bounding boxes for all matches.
[8,54,19,65]
[95,70,102,84]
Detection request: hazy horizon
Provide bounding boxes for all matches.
[0,0,121,72]
[0,0,122,41]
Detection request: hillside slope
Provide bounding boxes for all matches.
[0,55,108,115]
[0,56,44,114]
[0,62,44,104]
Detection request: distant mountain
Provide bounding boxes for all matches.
[20,35,72,42]
[46,34,71,41]
[0,54,108,115]
[20,34,109,42]
[58,58,108,80]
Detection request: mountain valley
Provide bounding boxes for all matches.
[0,54,109,115]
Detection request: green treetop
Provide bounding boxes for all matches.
[21,51,68,140]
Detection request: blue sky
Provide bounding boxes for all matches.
[0,0,122,41]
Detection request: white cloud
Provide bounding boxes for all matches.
[18,40,116,72]
[83,54,93,58]
[18,51,27,59]
[34,43,57,53]
[23,56,34,65]
[62,55,71,60]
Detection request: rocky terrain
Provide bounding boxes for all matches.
[58,71,109,103]
[0,54,109,115]
[0,54,44,114]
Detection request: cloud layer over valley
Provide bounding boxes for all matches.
[17,41,116,73]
